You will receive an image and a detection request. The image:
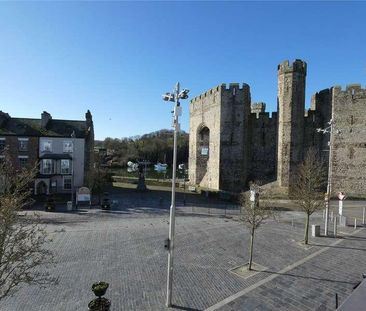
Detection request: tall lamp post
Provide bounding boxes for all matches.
[316,118,341,236]
[162,82,189,307]
[71,130,76,209]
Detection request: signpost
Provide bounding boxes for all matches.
[76,187,91,208]
[338,192,346,216]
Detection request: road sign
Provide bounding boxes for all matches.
[250,190,256,202]
[338,192,346,201]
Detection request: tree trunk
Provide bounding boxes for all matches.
[304,213,310,245]
[248,226,255,270]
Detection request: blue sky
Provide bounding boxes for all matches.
[0,1,365,140]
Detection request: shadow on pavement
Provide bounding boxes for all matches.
[310,243,366,252]
[172,304,202,311]
[259,269,357,286]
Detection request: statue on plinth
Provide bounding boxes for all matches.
[136,164,147,191]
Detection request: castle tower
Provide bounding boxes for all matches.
[188,83,251,192]
[277,59,307,189]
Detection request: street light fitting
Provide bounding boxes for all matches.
[162,93,175,102]
[178,89,189,99]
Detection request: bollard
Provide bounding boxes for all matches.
[363,207,365,225]
[330,211,334,221]
[354,218,357,229]
[334,216,337,238]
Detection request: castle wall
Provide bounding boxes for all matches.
[249,112,277,183]
[219,83,251,192]
[330,85,366,197]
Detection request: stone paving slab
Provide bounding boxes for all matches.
[2,204,365,311]
[211,227,366,311]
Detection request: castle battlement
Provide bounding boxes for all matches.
[278,59,307,75]
[251,102,266,111]
[190,83,250,103]
[250,111,278,122]
[304,109,317,118]
[333,84,366,94]
[190,85,221,103]
[221,83,249,90]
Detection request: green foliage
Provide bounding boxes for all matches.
[92,281,109,297]
[99,129,189,167]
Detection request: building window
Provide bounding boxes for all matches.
[41,141,52,152]
[18,138,29,151]
[51,180,57,193]
[41,159,54,174]
[201,147,209,156]
[18,156,28,168]
[63,141,73,153]
[61,159,71,174]
[63,176,72,190]
[0,138,5,151]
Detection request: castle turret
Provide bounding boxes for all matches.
[277,59,307,190]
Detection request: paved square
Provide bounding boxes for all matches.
[2,196,366,311]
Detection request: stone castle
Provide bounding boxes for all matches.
[188,59,366,198]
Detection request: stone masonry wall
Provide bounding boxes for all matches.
[277,60,307,190]
[307,89,333,163]
[249,112,277,183]
[189,85,222,190]
[330,85,366,197]
[219,83,251,192]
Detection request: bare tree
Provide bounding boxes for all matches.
[87,153,109,205]
[291,148,326,244]
[0,152,55,300]
[239,182,273,270]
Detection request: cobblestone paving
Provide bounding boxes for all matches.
[2,202,365,311]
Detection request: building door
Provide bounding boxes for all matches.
[37,181,48,195]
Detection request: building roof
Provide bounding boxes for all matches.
[0,113,89,138]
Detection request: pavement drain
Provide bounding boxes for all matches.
[229,262,268,279]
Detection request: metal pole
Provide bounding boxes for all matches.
[166,82,180,307]
[71,132,75,209]
[334,216,337,238]
[363,207,365,225]
[325,199,329,236]
[183,168,186,206]
[325,117,334,236]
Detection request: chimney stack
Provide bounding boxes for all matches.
[41,111,52,128]
[0,111,10,127]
